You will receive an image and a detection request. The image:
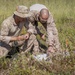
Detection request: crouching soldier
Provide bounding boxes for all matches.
[0,5,39,58]
[29,4,61,57]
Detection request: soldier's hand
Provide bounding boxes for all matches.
[47,46,55,55]
[23,33,30,40]
[41,34,46,40]
[17,35,24,41]
[17,33,30,41]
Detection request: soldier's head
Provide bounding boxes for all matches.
[14,5,30,24]
[39,8,49,23]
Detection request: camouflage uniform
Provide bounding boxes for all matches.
[29,4,61,52]
[0,15,39,58]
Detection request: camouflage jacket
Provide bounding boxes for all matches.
[0,15,35,44]
[29,4,59,46]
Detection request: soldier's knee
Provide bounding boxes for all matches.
[0,47,9,58]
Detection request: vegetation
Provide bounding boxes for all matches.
[0,53,75,75]
[0,0,75,75]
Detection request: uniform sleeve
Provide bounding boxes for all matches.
[24,19,36,34]
[27,22,37,34]
[28,11,35,23]
[47,13,59,46]
[28,11,43,35]
[0,22,11,43]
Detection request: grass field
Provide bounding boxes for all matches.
[0,0,75,75]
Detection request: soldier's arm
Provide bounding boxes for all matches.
[24,18,35,35]
[27,22,35,34]
[0,22,24,43]
[47,13,58,47]
[0,22,11,43]
[28,11,43,36]
[29,18,43,36]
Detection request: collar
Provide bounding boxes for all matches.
[35,13,40,21]
[12,15,17,26]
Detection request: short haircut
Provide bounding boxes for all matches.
[40,8,49,18]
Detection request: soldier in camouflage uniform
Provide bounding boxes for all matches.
[29,4,61,56]
[0,5,39,58]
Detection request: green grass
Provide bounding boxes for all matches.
[0,53,75,75]
[0,0,75,75]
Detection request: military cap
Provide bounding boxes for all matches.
[14,5,30,18]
